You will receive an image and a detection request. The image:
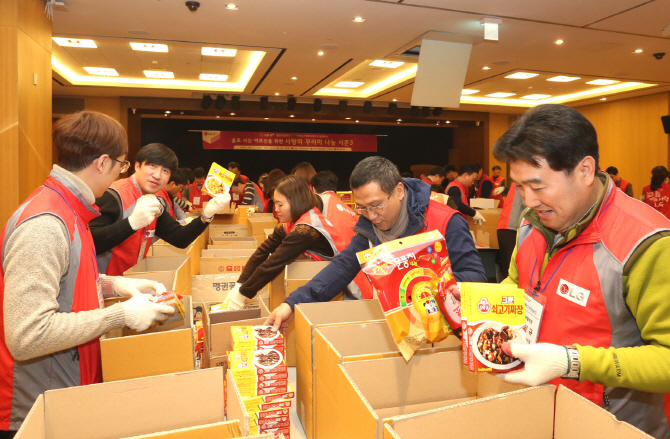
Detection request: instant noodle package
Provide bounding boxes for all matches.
[357,231,458,361]
[202,162,236,197]
[460,283,525,373]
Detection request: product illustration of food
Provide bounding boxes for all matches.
[145,292,185,328]
[231,325,285,353]
[460,283,526,373]
[357,230,455,361]
[203,162,236,197]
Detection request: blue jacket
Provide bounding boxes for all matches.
[285,178,487,308]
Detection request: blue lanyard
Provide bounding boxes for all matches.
[527,247,574,297]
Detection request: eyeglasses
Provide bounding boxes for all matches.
[353,192,393,215]
[111,157,131,173]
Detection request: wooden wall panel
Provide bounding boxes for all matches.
[487,113,515,181]
[576,92,670,199]
[450,119,488,169]
[17,0,52,52]
[0,26,20,225]
[0,1,17,27]
[85,97,122,121]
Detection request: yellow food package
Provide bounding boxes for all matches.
[231,325,285,351]
[202,162,236,197]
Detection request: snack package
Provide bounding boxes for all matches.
[251,408,290,420]
[460,283,526,373]
[228,349,288,379]
[149,292,185,326]
[357,231,453,361]
[202,162,236,197]
[232,325,285,351]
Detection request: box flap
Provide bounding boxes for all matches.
[226,369,251,435]
[476,370,528,397]
[285,260,331,282]
[123,271,177,293]
[209,242,258,250]
[375,397,476,421]
[125,255,190,274]
[14,394,45,439]
[44,368,224,439]
[121,420,241,438]
[202,249,256,257]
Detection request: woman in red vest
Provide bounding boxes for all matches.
[642,166,670,219]
[224,175,361,310]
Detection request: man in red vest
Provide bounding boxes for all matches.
[311,170,359,232]
[421,166,446,186]
[228,162,248,207]
[90,144,230,276]
[0,112,175,435]
[494,104,670,438]
[264,156,487,333]
[230,176,265,212]
[446,163,485,224]
[156,168,189,222]
[184,167,209,210]
[605,166,634,197]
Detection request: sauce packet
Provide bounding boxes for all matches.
[202,162,236,197]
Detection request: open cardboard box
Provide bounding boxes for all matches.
[15,368,236,439]
[211,212,235,225]
[210,224,250,238]
[470,229,491,249]
[383,385,654,439]
[124,255,192,296]
[295,299,386,439]
[200,249,255,275]
[247,216,278,237]
[314,322,462,439]
[101,295,194,382]
[325,351,526,439]
[192,272,240,303]
[150,243,200,276]
[467,208,501,249]
[235,205,259,224]
[209,240,259,250]
[470,198,500,209]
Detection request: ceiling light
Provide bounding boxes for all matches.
[546,76,580,82]
[461,89,479,95]
[312,119,315,121]
[275,92,279,96]
[600,98,607,101]
[143,70,174,78]
[164,113,168,117]
[335,81,364,88]
[397,119,402,122]
[317,88,350,94]
[555,39,564,45]
[52,37,97,48]
[446,121,451,123]
[230,112,235,115]
[318,51,325,56]
[521,94,552,100]
[369,60,404,68]
[486,92,516,98]
[165,111,171,114]
[265,117,270,120]
[634,49,643,53]
[291,77,297,80]
[130,42,168,52]
[353,16,365,22]
[505,72,539,79]
[216,116,220,118]
[587,79,620,85]
[225,4,238,10]
[480,17,502,41]
[201,47,237,57]
[345,117,352,120]
[392,99,397,102]
[200,73,229,81]
[482,66,491,70]
[290,115,295,118]
[356,120,359,123]
[83,67,118,76]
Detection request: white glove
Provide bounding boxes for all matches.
[129,195,162,230]
[204,193,232,218]
[472,211,486,225]
[121,294,176,332]
[497,342,569,387]
[113,277,167,297]
[492,187,505,196]
[224,282,247,311]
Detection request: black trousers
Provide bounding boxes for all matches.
[497,229,518,280]
[0,431,16,439]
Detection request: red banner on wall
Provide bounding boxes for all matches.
[202,131,377,152]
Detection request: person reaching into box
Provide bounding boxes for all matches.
[224,175,366,310]
[264,157,486,332]
[0,112,176,436]
[493,104,670,438]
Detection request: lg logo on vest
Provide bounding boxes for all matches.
[557,279,590,307]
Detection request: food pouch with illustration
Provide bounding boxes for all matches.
[357,231,453,361]
[460,283,525,373]
[203,162,236,197]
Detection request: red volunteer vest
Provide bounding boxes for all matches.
[0,176,102,430]
[156,189,175,219]
[99,176,158,276]
[476,173,494,198]
[421,177,434,185]
[497,183,525,231]
[491,175,505,208]
[642,184,670,220]
[446,179,469,219]
[188,182,209,209]
[252,182,266,213]
[514,180,670,433]
[617,177,631,193]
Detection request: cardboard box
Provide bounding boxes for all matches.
[264,228,275,240]
[120,271,179,302]
[470,229,491,249]
[326,351,526,439]
[470,198,500,209]
[209,242,258,251]
[150,244,200,276]
[211,213,235,225]
[101,296,194,382]
[467,208,501,249]
[295,299,386,439]
[124,255,192,296]
[383,385,653,439]
[314,322,462,439]
[210,236,258,247]
[210,224,250,238]
[199,249,254,275]
[235,206,259,224]
[15,368,231,439]
[247,216,278,237]
[191,273,240,303]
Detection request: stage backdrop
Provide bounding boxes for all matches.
[141,119,453,191]
[202,131,378,152]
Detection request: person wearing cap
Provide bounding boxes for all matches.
[494,104,670,438]
[90,144,230,276]
[605,166,634,197]
[0,112,175,435]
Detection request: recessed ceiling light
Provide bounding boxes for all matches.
[143,70,174,78]
[165,111,171,114]
[318,51,325,56]
[230,113,235,115]
[461,89,479,95]
[436,122,439,125]
[318,88,350,94]
[312,119,315,121]
[52,37,97,48]
[164,114,168,117]
[225,4,238,10]
[356,120,359,123]
[130,42,168,52]
[83,67,118,76]
[265,117,270,120]
[369,60,404,68]
[392,99,397,102]
[353,16,365,22]
[216,116,220,118]
[199,73,229,81]
[546,76,580,82]
[521,94,552,100]
[634,49,643,53]
[201,47,237,57]
[335,81,364,88]
[345,117,352,120]
[600,98,607,101]
[587,79,620,85]
[291,77,297,80]
[555,39,564,45]
[446,121,450,123]
[505,72,539,79]
[275,92,279,96]
[397,119,402,122]
[482,66,491,70]
[290,115,295,118]
[486,92,516,98]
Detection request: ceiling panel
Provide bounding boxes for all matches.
[587,0,670,37]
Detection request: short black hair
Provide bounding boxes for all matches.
[493,104,599,174]
[193,167,207,179]
[428,166,446,177]
[228,161,241,170]
[169,169,188,185]
[651,166,669,191]
[605,166,618,175]
[459,163,479,176]
[430,184,444,193]
[444,164,457,174]
[492,165,501,171]
[182,168,195,185]
[135,143,178,174]
[400,171,413,179]
[472,163,482,172]
[350,156,401,194]
[311,171,339,193]
[232,176,245,187]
